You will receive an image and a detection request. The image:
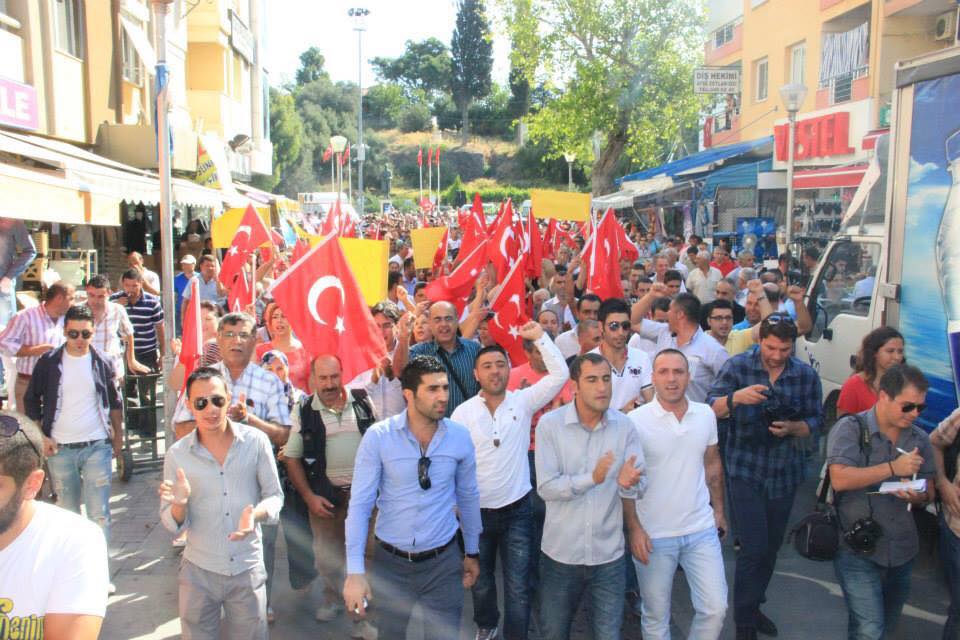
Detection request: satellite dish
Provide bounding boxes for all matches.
[742,233,758,252]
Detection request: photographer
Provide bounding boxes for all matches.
[828,364,935,640]
[707,312,823,640]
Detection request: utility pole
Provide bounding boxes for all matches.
[349,7,369,216]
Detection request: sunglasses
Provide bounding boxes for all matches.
[192,395,228,411]
[0,415,42,461]
[67,330,93,340]
[900,402,927,414]
[418,455,431,490]
[763,314,796,327]
[606,321,631,333]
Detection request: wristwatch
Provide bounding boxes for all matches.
[465,552,480,559]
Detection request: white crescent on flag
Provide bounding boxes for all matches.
[235,225,252,243]
[500,227,515,260]
[307,276,346,326]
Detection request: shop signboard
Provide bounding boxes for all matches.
[772,99,872,169]
[0,77,38,131]
[229,10,256,64]
[693,67,741,94]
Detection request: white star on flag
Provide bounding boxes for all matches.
[335,317,346,333]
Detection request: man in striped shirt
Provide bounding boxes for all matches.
[0,281,75,411]
[110,269,165,373]
[84,274,150,384]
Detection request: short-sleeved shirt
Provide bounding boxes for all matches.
[589,346,652,411]
[632,321,729,403]
[827,409,935,567]
[932,408,960,536]
[285,393,366,486]
[719,328,755,356]
[110,291,164,356]
[182,274,225,306]
[172,361,291,427]
[409,337,480,416]
[837,374,878,416]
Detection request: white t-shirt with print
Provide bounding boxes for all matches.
[590,346,653,411]
[0,501,109,628]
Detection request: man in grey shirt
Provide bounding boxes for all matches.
[159,367,283,640]
[827,364,935,640]
[535,352,650,640]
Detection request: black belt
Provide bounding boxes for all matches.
[58,438,110,449]
[481,491,530,514]
[377,535,455,562]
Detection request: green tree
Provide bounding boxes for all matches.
[365,83,407,128]
[296,47,328,86]
[253,88,304,192]
[498,0,705,193]
[451,0,493,142]
[503,0,535,122]
[370,38,453,99]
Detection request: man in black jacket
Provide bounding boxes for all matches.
[283,354,378,638]
[23,304,122,564]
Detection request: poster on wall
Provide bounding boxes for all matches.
[901,73,960,427]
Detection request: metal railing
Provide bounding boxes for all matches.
[819,65,868,104]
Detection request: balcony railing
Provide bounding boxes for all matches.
[819,65,868,104]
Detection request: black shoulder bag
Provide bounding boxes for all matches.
[435,345,470,401]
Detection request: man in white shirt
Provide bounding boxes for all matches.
[0,412,108,639]
[590,298,653,413]
[686,251,723,304]
[127,251,160,295]
[627,349,727,640]
[451,321,568,640]
[630,287,730,403]
[556,294,601,359]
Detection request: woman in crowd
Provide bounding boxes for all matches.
[167,301,222,390]
[836,326,905,415]
[255,302,311,393]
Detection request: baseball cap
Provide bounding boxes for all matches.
[180,255,197,265]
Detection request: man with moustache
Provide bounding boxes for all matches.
[343,355,482,640]
[452,322,569,640]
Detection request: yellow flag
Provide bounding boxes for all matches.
[339,238,389,306]
[530,189,591,221]
[211,207,271,248]
[410,227,447,270]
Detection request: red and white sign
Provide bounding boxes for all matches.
[772,99,872,169]
[0,77,39,131]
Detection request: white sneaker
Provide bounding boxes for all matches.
[351,619,379,639]
[107,583,117,595]
[315,602,343,622]
[476,627,499,640]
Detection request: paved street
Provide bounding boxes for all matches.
[98,446,950,640]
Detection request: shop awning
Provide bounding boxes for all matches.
[593,175,675,209]
[862,128,889,151]
[0,160,122,225]
[793,164,869,189]
[616,137,773,186]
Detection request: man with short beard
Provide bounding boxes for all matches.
[0,412,108,639]
[591,298,653,413]
[85,274,150,384]
[453,322,568,640]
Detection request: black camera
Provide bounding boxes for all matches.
[761,390,801,427]
[843,517,883,555]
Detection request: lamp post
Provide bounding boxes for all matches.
[779,82,808,246]
[349,7,369,215]
[563,152,576,191]
[151,0,176,447]
[330,135,348,198]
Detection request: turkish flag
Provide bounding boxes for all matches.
[488,199,520,281]
[456,193,487,266]
[587,209,623,301]
[291,238,310,263]
[432,227,448,274]
[340,209,357,238]
[417,147,423,167]
[487,200,504,235]
[435,146,440,165]
[269,235,387,384]
[425,239,488,311]
[524,209,543,280]
[615,217,639,264]
[542,218,558,260]
[342,145,351,166]
[319,199,343,237]
[488,259,529,366]
[428,147,434,166]
[228,268,254,312]
[179,278,203,393]
[220,204,271,287]
[322,144,333,163]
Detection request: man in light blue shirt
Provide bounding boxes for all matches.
[343,355,482,640]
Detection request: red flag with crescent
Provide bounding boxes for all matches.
[269,235,387,383]
[220,204,271,287]
[425,239,488,311]
[524,208,543,280]
[487,259,529,366]
[487,199,520,281]
[417,147,423,166]
[587,209,623,301]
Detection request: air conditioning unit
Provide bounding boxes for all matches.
[934,9,958,42]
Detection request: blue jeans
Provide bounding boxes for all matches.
[47,439,113,543]
[635,526,727,640]
[942,513,960,639]
[834,549,913,640]
[729,477,796,628]
[473,493,533,638]
[538,553,625,640]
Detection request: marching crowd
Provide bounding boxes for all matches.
[0,214,958,640]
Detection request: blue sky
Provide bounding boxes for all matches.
[263,0,511,88]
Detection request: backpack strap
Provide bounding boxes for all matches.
[349,388,377,433]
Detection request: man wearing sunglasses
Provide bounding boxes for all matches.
[343,355,482,640]
[0,413,109,639]
[828,364,935,640]
[590,298,653,413]
[23,304,122,570]
[160,367,283,639]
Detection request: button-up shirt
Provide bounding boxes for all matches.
[182,274,225,306]
[160,420,283,576]
[827,409,935,567]
[0,304,64,374]
[109,291,163,356]
[409,337,481,416]
[92,301,134,382]
[344,411,482,574]
[451,334,568,508]
[172,361,291,427]
[707,348,824,498]
[632,321,729,403]
[535,403,644,566]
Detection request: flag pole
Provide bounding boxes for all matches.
[589,208,598,289]
[418,149,423,203]
[330,154,335,193]
[428,148,433,206]
[347,146,353,205]
[437,150,441,208]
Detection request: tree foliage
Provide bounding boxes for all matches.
[498,0,705,193]
[370,38,453,99]
[451,0,494,141]
[295,47,328,86]
[255,88,304,191]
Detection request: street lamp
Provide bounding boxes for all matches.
[779,82,808,246]
[563,152,576,191]
[330,135,348,197]
[349,7,369,215]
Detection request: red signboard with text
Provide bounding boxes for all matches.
[774,111,854,162]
